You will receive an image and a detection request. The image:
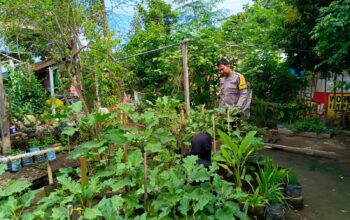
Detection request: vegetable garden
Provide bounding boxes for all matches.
[0,0,349,219]
[1,98,302,219]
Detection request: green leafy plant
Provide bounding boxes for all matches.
[28,138,41,149]
[287,170,300,186]
[215,130,265,188]
[255,159,288,205]
[287,118,331,134]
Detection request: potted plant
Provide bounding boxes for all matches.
[286,170,302,197]
[266,191,285,220]
[29,138,46,163]
[285,170,303,210]
[255,159,287,220]
[43,135,56,161]
[244,187,267,220]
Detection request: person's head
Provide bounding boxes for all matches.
[217,58,232,77]
[190,133,212,161]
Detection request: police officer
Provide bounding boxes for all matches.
[217,58,251,117]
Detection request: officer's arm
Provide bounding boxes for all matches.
[236,74,248,109]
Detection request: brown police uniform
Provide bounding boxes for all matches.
[219,71,250,110]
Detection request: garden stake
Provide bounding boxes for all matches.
[143,152,148,212]
[80,156,88,188]
[227,107,230,132]
[47,159,54,185]
[212,114,216,152]
[67,204,72,220]
[180,109,185,154]
[123,144,128,162]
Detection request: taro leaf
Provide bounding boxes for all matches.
[0,164,6,176]
[57,176,81,194]
[145,142,163,153]
[83,207,103,219]
[0,180,31,197]
[20,190,39,208]
[71,101,82,113]
[51,206,67,220]
[62,126,78,136]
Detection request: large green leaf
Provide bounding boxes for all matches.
[20,190,39,208]
[0,180,31,197]
[51,206,67,220]
[57,176,81,194]
[0,164,7,176]
[218,130,239,155]
[238,131,256,157]
[62,127,78,136]
[84,207,103,219]
[71,101,82,113]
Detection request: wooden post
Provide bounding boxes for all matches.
[67,204,72,220]
[49,67,56,114]
[123,144,127,162]
[182,39,191,115]
[143,152,148,211]
[212,114,216,152]
[80,156,88,187]
[47,159,54,185]
[0,65,11,154]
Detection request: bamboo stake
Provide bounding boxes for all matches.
[80,156,88,188]
[180,109,185,154]
[143,152,148,211]
[47,159,54,185]
[67,204,72,220]
[123,144,127,162]
[0,146,61,163]
[212,114,216,152]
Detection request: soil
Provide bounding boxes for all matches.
[261,131,350,220]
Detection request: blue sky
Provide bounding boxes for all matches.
[105,0,252,39]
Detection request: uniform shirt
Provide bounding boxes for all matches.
[219,71,249,109]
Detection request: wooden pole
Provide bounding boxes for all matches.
[49,67,56,114]
[212,114,216,152]
[182,39,191,115]
[47,159,54,185]
[67,204,72,220]
[264,143,336,159]
[0,65,10,154]
[80,156,88,187]
[0,146,61,163]
[143,152,148,211]
[123,144,127,162]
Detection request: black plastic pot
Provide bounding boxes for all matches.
[22,152,34,167]
[248,205,266,220]
[286,196,304,210]
[30,148,46,163]
[267,204,285,220]
[286,183,302,198]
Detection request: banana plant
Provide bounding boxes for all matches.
[215,130,265,188]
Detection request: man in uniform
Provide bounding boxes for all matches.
[217,58,251,116]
